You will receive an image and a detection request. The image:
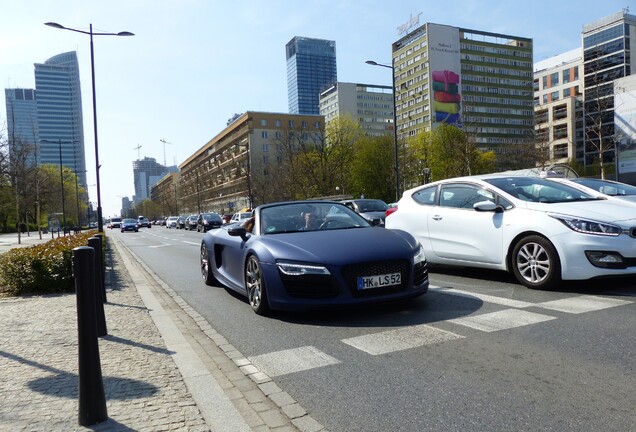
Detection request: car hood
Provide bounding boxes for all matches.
[257,227,418,265]
[523,199,636,224]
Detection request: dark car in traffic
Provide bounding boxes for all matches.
[341,199,389,225]
[186,214,198,230]
[121,218,139,232]
[197,212,223,232]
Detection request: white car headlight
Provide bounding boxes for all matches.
[549,214,621,236]
[414,243,426,264]
[276,262,331,276]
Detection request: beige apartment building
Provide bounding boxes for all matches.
[533,48,583,165]
[178,111,324,215]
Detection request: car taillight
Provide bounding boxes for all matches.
[386,206,398,217]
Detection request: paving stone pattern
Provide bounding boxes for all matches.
[0,250,210,431]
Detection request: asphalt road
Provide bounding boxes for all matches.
[111,226,636,432]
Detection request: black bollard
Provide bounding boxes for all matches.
[88,237,107,337]
[72,246,108,426]
[94,233,107,303]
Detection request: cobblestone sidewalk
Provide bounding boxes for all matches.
[0,247,209,431]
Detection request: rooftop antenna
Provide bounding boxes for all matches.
[160,138,172,166]
[133,144,142,160]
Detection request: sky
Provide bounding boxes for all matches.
[0,0,630,218]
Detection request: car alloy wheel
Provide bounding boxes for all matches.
[200,244,218,286]
[512,235,561,290]
[245,255,269,315]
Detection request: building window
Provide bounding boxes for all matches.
[573,66,578,80]
[275,120,281,127]
[260,119,267,126]
[543,94,548,104]
[261,131,268,138]
[288,120,294,128]
[542,76,548,89]
[550,72,559,86]
[551,91,559,102]
[563,87,571,97]
[562,69,570,84]
[262,143,269,152]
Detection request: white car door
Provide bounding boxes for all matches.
[428,183,504,265]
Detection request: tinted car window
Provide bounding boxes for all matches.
[439,184,494,209]
[412,185,437,205]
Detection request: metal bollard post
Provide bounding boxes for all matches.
[88,237,107,337]
[94,233,107,303]
[72,246,108,426]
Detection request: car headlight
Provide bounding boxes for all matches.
[549,214,621,236]
[414,243,426,264]
[276,261,331,276]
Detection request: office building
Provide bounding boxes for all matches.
[391,23,534,163]
[133,157,178,205]
[319,82,394,136]
[4,88,38,165]
[286,37,337,115]
[533,49,584,164]
[614,74,636,184]
[34,51,87,188]
[582,10,636,170]
[5,52,87,188]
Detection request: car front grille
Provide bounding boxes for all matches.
[341,259,410,298]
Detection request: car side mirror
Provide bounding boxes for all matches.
[228,226,249,241]
[371,218,383,226]
[473,201,503,213]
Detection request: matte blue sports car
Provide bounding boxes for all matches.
[200,201,429,315]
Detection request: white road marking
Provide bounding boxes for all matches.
[447,309,556,332]
[429,286,535,308]
[248,346,340,377]
[341,325,464,355]
[536,295,632,314]
[149,243,171,248]
[182,241,200,245]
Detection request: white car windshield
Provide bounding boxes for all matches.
[484,177,602,203]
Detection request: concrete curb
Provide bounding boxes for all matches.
[110,235,328,432]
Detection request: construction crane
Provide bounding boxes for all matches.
[159,138,172,166]
[133,144,142,160]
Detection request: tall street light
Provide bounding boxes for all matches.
[40,139,77,233]
[366,60,400,202]
[45,22,134,232]
[75,170,88,227]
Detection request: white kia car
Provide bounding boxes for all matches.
[385,175,636,289]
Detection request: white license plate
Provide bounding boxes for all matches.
[357,273,401,290]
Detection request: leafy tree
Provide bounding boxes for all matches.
[349,134,394,202]
[428,123,496,180]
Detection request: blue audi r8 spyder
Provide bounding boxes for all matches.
[200,201,429,315]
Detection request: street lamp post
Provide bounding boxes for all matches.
[366,59,400,202]
[40,138,76,233]
[45,22,134,232]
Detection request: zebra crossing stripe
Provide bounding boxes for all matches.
[447,309,557,332]
[341,324,464,355]
[536,295,632,314]
[248,346,340,377]
[429,286,535,308]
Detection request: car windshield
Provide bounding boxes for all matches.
[571,178,636,196]
[259,202,370,234]
[484,177,601,203]
[203,213,222,221]
[355,199,388,212]
[123,219,136,223]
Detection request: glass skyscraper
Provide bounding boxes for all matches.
[286,37,337,115]
[4,88,38,166]
[34,51,87,187]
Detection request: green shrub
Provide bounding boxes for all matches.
[0,230,105,297]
